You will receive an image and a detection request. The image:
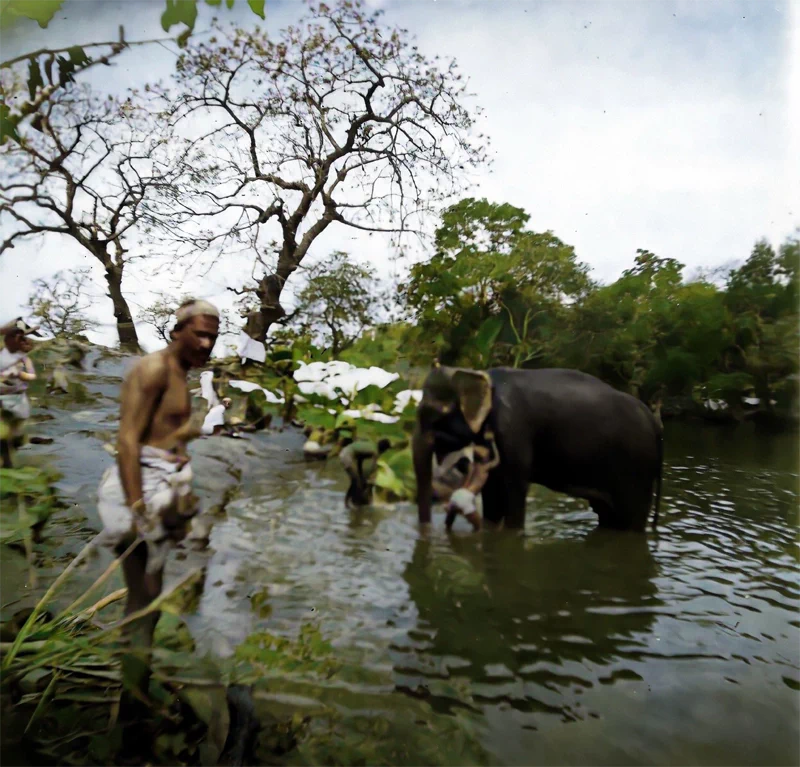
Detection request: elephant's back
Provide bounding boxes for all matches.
[489,366,659,453]
[488,366,630,407]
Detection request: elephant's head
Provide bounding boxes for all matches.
[418,365,493,440]
[412,365,496,526]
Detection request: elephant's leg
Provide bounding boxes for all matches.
[591,500,614,528]
[479,471,505,528]
[503,479,529,529]
[626,485,654,533]
[481,469,528,529]
[608,482,652,532]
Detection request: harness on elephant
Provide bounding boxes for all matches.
[432,421,500,486]
[421,364,501,487]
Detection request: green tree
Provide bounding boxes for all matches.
[293,251,384,357]
[722,236,800,412]
[341,321,412,373]
[403,197,592,368]
[562,249,688,399]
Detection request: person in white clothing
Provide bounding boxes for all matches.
[201,397,232,435]
[0,324,39,467]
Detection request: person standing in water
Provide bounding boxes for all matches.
[0,323,39,468]
[95,297,219,724]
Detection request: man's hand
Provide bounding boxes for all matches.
[128,499,147,538]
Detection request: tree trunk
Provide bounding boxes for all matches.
[243,273,288,344]
[102,262,140,351]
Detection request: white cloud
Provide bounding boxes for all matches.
[1,0,796,352]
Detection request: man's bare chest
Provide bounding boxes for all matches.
[155,379,191,424]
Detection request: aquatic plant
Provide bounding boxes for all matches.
[0,465,63,550]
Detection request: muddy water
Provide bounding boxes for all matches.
[193,420,799,766]
[4,350,799,765]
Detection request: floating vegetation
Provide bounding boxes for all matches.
[2,535,488,765]
[0,465,64,549]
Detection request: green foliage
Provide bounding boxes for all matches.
[292,251,385,357]
[374,446,415,501]
[0,466,62,546]
[160,0,199,33]
[340,322,411,372]
[0,0,64,29]
[0,0,267,143]
[0,523,347,766]
[401,198,798,419]
[403,197,593,367]
[234,623,340,681]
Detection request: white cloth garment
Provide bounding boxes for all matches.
[0,392,31,421]
[201,403,227,435]
[0,348,29,395]
[0,349,32,422]
[199,370,220,410]
[237,330,266,364]
[448,487,478,515]
[96,446,198,574]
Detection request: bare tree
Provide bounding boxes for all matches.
[147,0,488,344]
[138,291,239,349]
[136,291,181,344]
[0,75,180,350]
[26,267,100,338]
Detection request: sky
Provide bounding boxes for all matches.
[1,0,798,355]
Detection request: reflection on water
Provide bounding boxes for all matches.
[195,424,799,766]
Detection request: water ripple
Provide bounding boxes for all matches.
[192,429,799,766]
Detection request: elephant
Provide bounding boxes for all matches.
[412,365,664,531]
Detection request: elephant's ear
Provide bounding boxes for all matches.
[451,369,492,433]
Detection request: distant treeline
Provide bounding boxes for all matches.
[315,199,798,424]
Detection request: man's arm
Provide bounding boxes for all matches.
[18,356,36,382]
[116,356,168,514]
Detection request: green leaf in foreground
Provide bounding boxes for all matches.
[247,0,265,19]
[160,0,198,33]
[0,0,64,28]
[0,102,20,144]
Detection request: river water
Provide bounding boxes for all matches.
[2,349,798,765]
[188,419,800,766]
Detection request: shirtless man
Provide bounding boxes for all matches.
[443,437,500,532]
[96,298,219,704]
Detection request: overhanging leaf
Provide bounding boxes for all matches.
[66,45,90,66]
[374,461,408,499]
[161,0,198,32]
[1,0,64,28]
[247,0,265,19]
[0,103,20,144]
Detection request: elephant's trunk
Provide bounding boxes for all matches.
[412,424,434,524]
